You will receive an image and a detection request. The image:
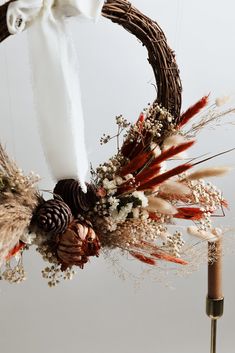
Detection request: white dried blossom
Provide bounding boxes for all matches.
[103,178,117,195]
[20,232,36,245]
[111,202,133,223]
[1,259,26,284]
[132,208,140,219]
[42,265,76,287]
[140,209,149,220]
[108,196,120,212]
[115,176,124,185]
[132,191,148,207]
[124,174,134,181]
[161,231,185,258]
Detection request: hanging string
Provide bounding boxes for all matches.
[2,42,16,159]
[174,0,184,54]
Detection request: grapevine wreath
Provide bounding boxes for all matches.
[0,0,234,286]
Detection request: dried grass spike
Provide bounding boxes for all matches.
[184,166,231,181]
[159,180,191,196]
[178,95,209,128]
[146,196,177,215]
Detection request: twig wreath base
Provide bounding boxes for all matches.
[0,1,233,286]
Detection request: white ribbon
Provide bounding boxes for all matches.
[7,0,104,191]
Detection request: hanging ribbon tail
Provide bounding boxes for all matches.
[7,0,105,192]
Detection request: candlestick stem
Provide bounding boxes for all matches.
[210,319,217,353]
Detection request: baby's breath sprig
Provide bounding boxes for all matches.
[100,115,130,151]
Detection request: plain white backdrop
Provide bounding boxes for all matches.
[0,1,235,353]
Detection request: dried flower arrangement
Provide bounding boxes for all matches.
[0,0,234,286]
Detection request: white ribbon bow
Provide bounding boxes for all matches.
[7,0,104,191]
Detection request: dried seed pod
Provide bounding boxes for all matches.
[35,199,73,235]
[55,220,100,270]
[53,179,98,216]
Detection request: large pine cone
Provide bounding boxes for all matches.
[55,220,100,270]
[35,199,73,235]
[53,179,97,216]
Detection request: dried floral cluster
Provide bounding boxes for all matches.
[0,95,233,286]
[89,97,231,269]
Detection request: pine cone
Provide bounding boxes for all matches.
[35,199,73,235]
[55,220,100,270]
[53,179,98,216]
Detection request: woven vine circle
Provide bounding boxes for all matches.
[0,0,182,123]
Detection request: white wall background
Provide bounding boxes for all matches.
[0,1,235,353]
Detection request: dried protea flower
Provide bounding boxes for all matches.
[34,199,73,235]
[55,220,100,270]
[53,179,98,216]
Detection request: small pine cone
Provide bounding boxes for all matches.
[55,220,100,270]
[53,179,98,216]
[35,199,73,235]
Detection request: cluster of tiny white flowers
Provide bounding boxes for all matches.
[190,180,223,208]
[96,154,124,180]
[110,202,133,225]
[100,115,130,145]
[94,178,150,231]
[100,134,111,145]
[161,231,185,258]
[103,178,118,195]
[108,196,120,212]
[115,104,175,148]
[138,104,176,137]
[187,179,224,230]
[1,260,26,284]
[148,104,174,123]
[20,231,36,245]
[97,217,168,250]
[115,115,130,129]
[36,241,76,287]
[10,169,40,193]
[94,197,109,217]
[42,265,76,287]
[138,116,163,138]
[132,191,148,208]
[36,242,58,264]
